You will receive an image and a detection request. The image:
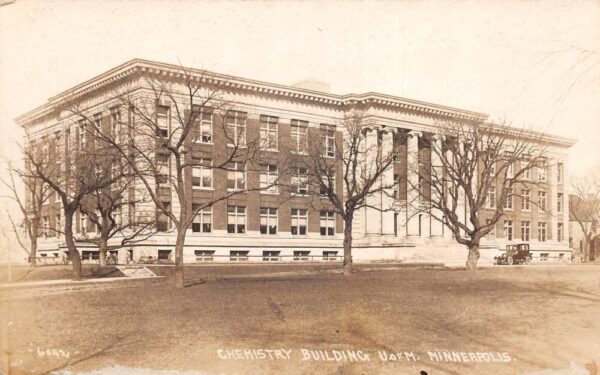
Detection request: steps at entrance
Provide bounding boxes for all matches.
[116,266,157,278]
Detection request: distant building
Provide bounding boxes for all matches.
[16,59,575,265]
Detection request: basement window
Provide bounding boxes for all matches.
[195,250,215,262]
[230,250,249,262]
[293,250,310,261]
[158,249,172,260]
[263,250,281,262]
[323,251,339,261]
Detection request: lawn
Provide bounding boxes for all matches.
[1,265,599,375]
[0,265,125,283]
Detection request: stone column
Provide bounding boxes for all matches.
[549,158,558,242]
[406,130,421,236]
[381,128,396,236]
[562,158,569,244]
[430,136,444,237]
[365,127,381,236]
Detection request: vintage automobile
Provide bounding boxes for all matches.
[494,243,532,265]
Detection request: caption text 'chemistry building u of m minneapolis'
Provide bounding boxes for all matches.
[16,59,575,266]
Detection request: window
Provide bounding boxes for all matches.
[538,191,547,212]
[156,106,169,137]
[41,137,49,162]
[227,206,246,234]
[538,222,547,242]
[486,187,496,209]
[263,250,281,262]
[158,249,172,260]
[292,167,308,194]
[195,250,215,262]
[557,193,563,213]
[226,110,246,146]
[291,208,308,235]
[192,158,212,189]
[523,163,530,180]
[227,162,246,191]
[110,107,121,143]
[157,202,171,232]
[557,163,563,183]
[260,164,278,193]
[42,216,49,237]
[80,213,87,235]
[294,250,310,261]
[506,162,514,178]
[78,121,86,149]
[115,206,122,227]
[260,207,278,235]
[320,174,335,196]
[538,160,547,182]
[504,188,513,210]
[230,250,249,262]
[55,213,61,234]
[259,115,278,150]
[521,189,530,210]
[504,220,513,241]
[320,124,335,157]
[191,205,212,233]
[486,219,496,238]
[156,153,169,174]
[320,210,335,236]
[323,251,338,261]
[193,106,213,143]
[557,223,564,242]
[291,119,308,153]
[521,221,530,241]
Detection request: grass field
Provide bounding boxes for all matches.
[1,265,599,374]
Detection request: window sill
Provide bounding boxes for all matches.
[260,191,279,195]
[194,141,214,145]
[227,144,247,149]
[192,187,214,191]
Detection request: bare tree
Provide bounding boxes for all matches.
[413,119,547,270]
[81,66,291,288]
[77,170,155,266]
[302,111,396,276]
[570,174,600,262]
[1,163,53,267]
[23,124,127,280]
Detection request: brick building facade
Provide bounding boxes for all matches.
[17,59,575,265]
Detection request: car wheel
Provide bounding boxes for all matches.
[525,256,532,265]
[507,256,514,265]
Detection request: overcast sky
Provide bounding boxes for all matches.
[2,0,599,172]
[0,0,599,256]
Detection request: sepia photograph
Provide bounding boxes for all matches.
[0,1,599,374]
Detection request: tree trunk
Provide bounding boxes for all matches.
[30,233,38,268]
[465,244,480,271]
[174,228,186,289]
[584,236,592,263]
[343,218,353,276]
[99,238,108,267]
[64,211,83,280]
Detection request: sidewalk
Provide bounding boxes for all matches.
[0,274,164,289]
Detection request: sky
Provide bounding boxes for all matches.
[0,0,599,259]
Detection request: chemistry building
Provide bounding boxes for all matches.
[17,59,575,265]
